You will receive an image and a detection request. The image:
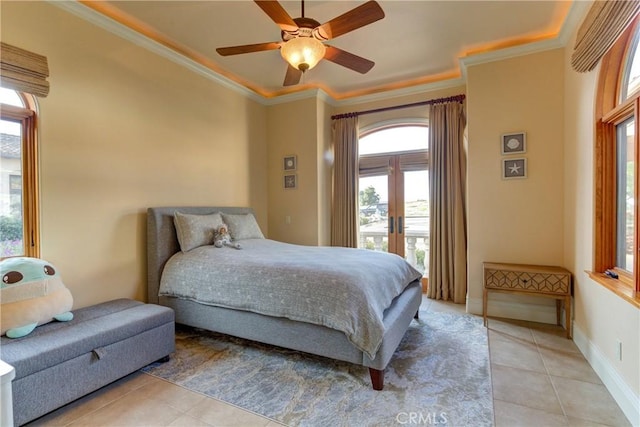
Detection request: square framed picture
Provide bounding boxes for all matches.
[283,155,297,171]
[501,132,526,155]
[284,174,297,189]
[502,158,527,179]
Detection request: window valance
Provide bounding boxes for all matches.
[398,150,428,172]
[358,150,428,177]
[0,42,50,97]
[571,0,640,73]
[359,155,390,177]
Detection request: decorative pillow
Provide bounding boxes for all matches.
[220,213,264,240]
[173,211,224,252]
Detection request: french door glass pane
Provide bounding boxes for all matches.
[0,118,24,257]
[616,117,635,271]
[358,175,389,252]
[404,170,429,274]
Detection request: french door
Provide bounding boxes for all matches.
[358,151,429,276]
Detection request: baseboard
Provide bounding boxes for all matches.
[572,324,639,427]
[468,296,638,425]
[467,296,559,325]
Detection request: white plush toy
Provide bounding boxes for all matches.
[213,225,241,249]
[1,257,74,338]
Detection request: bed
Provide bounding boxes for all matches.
[147,206,423,390]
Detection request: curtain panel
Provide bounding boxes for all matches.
[0,42,50,97]
[331,116,359,248]
[427,101,467,303]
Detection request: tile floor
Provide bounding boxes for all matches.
[25,299,630,427]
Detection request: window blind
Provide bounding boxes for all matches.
[571,0,640,73]
[359,155,390,177]
[358,151,428,177]
[398,150,428,172]
[1,42,50,97]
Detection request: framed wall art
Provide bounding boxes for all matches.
[283,155,297,171]
[284,174,297,189]
[502,158,527,179]
[501,132,526,155]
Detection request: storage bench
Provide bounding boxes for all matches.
[0,298,175,426]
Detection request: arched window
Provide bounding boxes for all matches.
[594,17,640,297]
[0,87,40,258]
[357,122,429,283]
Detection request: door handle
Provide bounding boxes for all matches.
[398,216,403,234]
[389,216,394,234]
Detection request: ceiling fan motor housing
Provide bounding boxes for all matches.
[281,17,322,41]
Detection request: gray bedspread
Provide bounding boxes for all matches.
[159,239,422,358]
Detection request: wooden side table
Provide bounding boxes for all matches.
[483,262,572,338]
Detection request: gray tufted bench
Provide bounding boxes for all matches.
[0,298,175,426]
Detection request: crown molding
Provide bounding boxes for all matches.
[556,0,591,46]
[48,0,266,104]
[332,77,466,106]
[459,0,589,80]
[261,88,338,106]
[50,0,589,107]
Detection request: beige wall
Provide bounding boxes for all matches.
[1,1,268,308]
[466,49,566,320]
[316,97,332,246]
[266,97,320,245]
[563,18,640,407]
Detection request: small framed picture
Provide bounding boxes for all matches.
[502,158,527,179]
[284,174,297,189]
[283,155,297,171]
[501,132,526,155]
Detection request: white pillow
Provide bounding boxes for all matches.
[220,213,264,240]
[173,211,224,252]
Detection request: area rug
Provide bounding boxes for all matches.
[142,310,494,427]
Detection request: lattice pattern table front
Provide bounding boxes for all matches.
[483,262,572,338]
[484,270,570,294]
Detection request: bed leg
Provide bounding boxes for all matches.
[414,310,419,319]
[156,355,170,363]
[369,368,384,391]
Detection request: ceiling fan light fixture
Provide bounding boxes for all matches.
[280,37,326,72]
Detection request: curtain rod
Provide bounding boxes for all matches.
[330,94,465,120]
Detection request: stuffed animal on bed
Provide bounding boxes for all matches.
[1,257,74,338]
[213,225,241,249]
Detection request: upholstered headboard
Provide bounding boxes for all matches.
[146,206,255,304]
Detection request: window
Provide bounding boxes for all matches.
[358,124,429,282]
[594,17,640,299]
[0,87,39,258]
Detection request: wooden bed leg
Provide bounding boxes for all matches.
[369,368,384,391]
[414,310,419,319]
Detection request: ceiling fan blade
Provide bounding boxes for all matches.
[254,0,298,32]
[283,64,303,86]
[324,46,374,74]
[315,1,384,41]
[216,42,281,56]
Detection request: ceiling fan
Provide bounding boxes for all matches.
[216,0,385,86]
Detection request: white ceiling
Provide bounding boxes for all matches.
[78,0,575,101]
